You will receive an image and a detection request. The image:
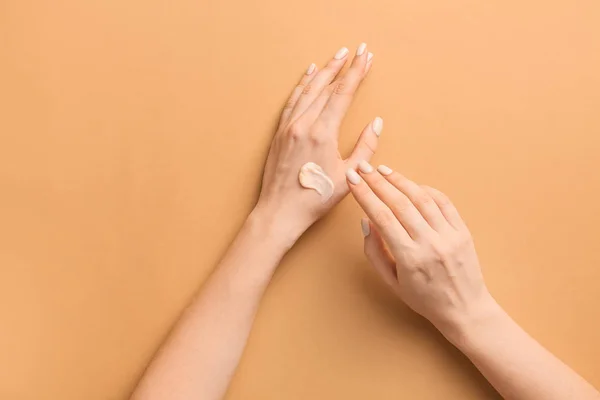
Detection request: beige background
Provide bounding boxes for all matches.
[2,0,600,399]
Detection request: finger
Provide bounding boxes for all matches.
[346,168,413,248]
[298,48,373,134]
[278,63,318,129]
[289,47,350,123]
[421,186,468,231]
[376,165,448,232]
[364,52,374,75]
[362,218,398,288]
[317,43,370,132]
[356,161,434,240]
[346,116,383,166]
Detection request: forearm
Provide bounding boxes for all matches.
[446,301,600,400]
[131,210,295,400]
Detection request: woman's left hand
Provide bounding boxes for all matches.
[253,43,382,245]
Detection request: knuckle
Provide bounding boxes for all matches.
[427,186,451,206]
[360,139,376,156]
[412,192,434,208]
[333,81,348,95]
[309,131,326,145]
[390,193,412,213]
[458,231,473,246]
[373,208,396,229]
[322,65,337,77]
[284,98,295,111]
[399,251,422,272]
[301,84,313,95]
[284,85,304,109]
[286,123,305,140]
[437,193,451,207]
[434,242,451,259]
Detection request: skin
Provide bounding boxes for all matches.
[130,45,600,400]
[347,161,600,400]
[130,44,379,400]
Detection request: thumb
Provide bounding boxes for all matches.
[361,218,397,288]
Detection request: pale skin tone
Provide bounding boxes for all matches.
[347,162,600,400]
[131,44,600,400]
[131,44,379,400]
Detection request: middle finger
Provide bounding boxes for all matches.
[357,161,434,240]
[289,46,349,123]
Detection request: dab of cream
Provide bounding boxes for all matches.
[298,162,335,202]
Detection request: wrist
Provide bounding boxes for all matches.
[245,206,304,253]
[437,294,507,350]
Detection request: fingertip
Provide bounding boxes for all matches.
[345,168,361,185]
[365,52,374,73]
[346,118,380,166]
[377,164,393,176]
[334,47,349,60]
[372,116,383,137]
[356,42,367,57]
[361,218,371,237]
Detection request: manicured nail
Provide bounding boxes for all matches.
[378,165,393,176]
[361,218,371,237]
[372,117,383,136]
[334,47,349,60]
[357,43,367,56]
[358,160,374,173]
[367,52,374,63]
[306,63,316,75]
[346,168,361,184]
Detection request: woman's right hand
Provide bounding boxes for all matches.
[345,161,499,341]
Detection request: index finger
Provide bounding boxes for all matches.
[345,168,413,249]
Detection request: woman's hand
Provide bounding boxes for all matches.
[346,161,496,339]
[253,44,382,246]
[347,161,600,400]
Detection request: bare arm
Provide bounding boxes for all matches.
[346,161,600,400]
[129,211,293,400]
[449,302,600,400]
[130,43,380,400]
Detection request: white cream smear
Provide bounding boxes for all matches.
[298,162,335,202]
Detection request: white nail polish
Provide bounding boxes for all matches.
[361,218,371,237]
[306,63,316,75]
[334,47,349,60]
[357,43,367,56]
[345,168,361,184]
[358,160,374,173]
[378,165,393,176]
[372,117,383,136]
[367,52,374,63]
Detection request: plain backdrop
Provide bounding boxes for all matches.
[1,0,600,398]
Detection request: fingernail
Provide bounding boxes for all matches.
[361,218,371,237]
[334,47,349,60]
[372,117,383,136]
[346,168,361,184]
[367,52,374,63]
[306,63,316,75]
[357,43,367,56]
[358,160,374,173]
[377,165,393,176]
